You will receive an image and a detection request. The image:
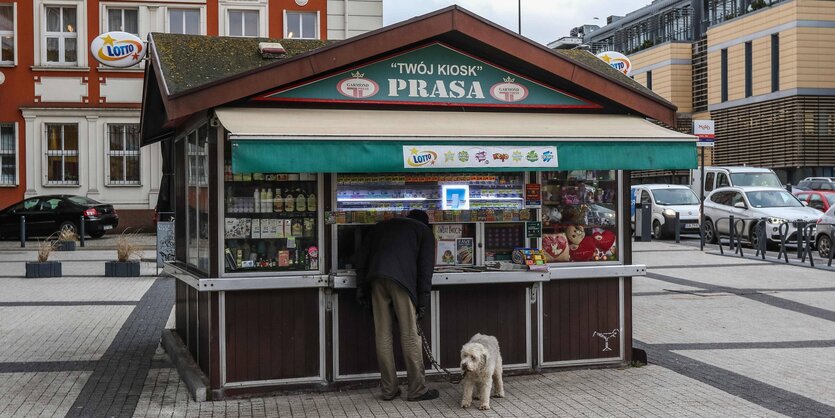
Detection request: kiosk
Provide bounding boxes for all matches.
[140,7,696,399]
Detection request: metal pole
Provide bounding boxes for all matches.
[729,215,735,253]
[79,215,85,248]
[20,216,25,248]
[675,211,680,243]
[796,221,805,259]
[518,0,521,35]
[699,148,705,250]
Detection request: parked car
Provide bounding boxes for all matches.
[702,187,822,247]
[631,184,701,239]
[793,190,835,213]
[796,177,835,191]
[815,205,835,259]
[0,195,119,239]
[691,166,782,198]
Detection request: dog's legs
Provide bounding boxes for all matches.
[478,380,493,410]
[461,380,474,408]
[492,356,505,398]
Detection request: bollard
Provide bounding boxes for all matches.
[729,216,735,253]
[674,211,680,243]
[777,222,790,263]
[828,234,834,267]
[796,221,805,260]
[20,216,25,248]
[756,217,767,260]
[802,224,815,267]
[641,203,652,241]
[79,215,85,248]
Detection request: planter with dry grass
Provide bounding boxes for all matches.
[26,236,62,278]
[56,226,78,251]
[105,230,143,277]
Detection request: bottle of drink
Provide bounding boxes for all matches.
[307,190,317,212]
[263,189,271,213]
[295,188,306,212]
[253,188,260,213]
[284,188,295,212]
[273,188,283,212]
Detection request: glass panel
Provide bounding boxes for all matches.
[542,170,618,263]
[0,5,12,31]
[109,125,123,151]
[46,125,61,150]
[64,155,78,182]
[125,125,139,150]
[0,156,13,184]
[1,37,12,62]
[62,7,76,33]
[110,156,124,181]
[124,9,138,34]
[244,11,258,37]
[184,9,200,34]
[228,11,242,36]
[126,155,140,182]
[46,7,60,32]
[286,12,300,38]
[64,38,76,63]
[63,124,78,150]
[108,9,122,32]
[169,9,183,34]
[46,37,59,62]
[47,156,62,181]
[301,12,316,38]
[68,196,101,205]
[0,124,13,152]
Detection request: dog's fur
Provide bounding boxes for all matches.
[459,333,504,410]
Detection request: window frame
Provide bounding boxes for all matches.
[744,41,752,98]
[43,4,79,66]
[771,33,779,93]
[284,10,319,39]
[221,1,267,38]
[105,6,139,35]
[646,70,653,91]
[0,3,16,66]
[720,48,728,102]
[166,7,204,35]
[44,123,80,186]
[105,123,141,186]
[0,122,18,186]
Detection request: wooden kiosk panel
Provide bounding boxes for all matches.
[335,289,432,378]
[438,284,529,368]
[541,278,621,363]
[224,289,321,383]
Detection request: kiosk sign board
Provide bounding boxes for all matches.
[90,31,146,68]
[693,120,715,147]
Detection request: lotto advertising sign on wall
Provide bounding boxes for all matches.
[258,43,598,109]
[90,31,146,68]
[402,145,558,169]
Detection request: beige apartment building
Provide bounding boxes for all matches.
[563,0,835,184]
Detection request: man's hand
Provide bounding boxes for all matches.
[416,305,426,320]
[356,286,370,307]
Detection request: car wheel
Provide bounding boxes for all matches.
[703,219,718,244]
[89,230,106,239]
[652,220,664,240]
[818,235,833,259]
[59,221,78,236]
[749,222,762,249]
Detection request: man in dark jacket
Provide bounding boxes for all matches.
[354,209,438,401]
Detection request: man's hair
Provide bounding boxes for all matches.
[407,209,430,226]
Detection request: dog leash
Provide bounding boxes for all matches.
[416,321,463,384]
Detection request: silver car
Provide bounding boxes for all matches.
[815,205,835,258]
[703,187,823,247]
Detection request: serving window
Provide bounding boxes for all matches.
[540,170,619,263]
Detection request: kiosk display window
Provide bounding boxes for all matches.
[540,170,618,263]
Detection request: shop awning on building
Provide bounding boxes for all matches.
[218,108,697,173]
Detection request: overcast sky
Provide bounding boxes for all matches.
[383,0,652,45]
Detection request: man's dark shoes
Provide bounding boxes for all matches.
[382,388,401,401]
[407,389,439,401]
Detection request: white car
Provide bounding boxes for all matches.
[815,205,835,259]
[703,187,823,247]
[631,184,701,239]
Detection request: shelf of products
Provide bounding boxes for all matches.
[540,170,618,263]
[223,153,321,273]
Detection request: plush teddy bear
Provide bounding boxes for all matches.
[542,233,570,262]
[566,225,596,262]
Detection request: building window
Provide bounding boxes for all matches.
[45,6,77,65]
[45,124,79,185]
[0,123,15,185]
[107,8,138,35]
[228,9,259,37]
[107,124,140,185]
[646,71,653,90]
[720,48,728,103]
[744,41,752,98]
[771,34,779,93]
[0,4,14,64]
[169,8,200,35]
[285,11,317,39]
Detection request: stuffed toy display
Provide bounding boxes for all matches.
[542,233,570,262]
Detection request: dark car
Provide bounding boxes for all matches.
[796,177,835,191]
[0,195,119,239]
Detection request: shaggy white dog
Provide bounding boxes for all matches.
[459,333,504,410]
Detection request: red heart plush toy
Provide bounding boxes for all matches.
[592,229,616,253]
[569,236,596,261]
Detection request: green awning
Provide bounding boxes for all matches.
[218,108,697,173]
